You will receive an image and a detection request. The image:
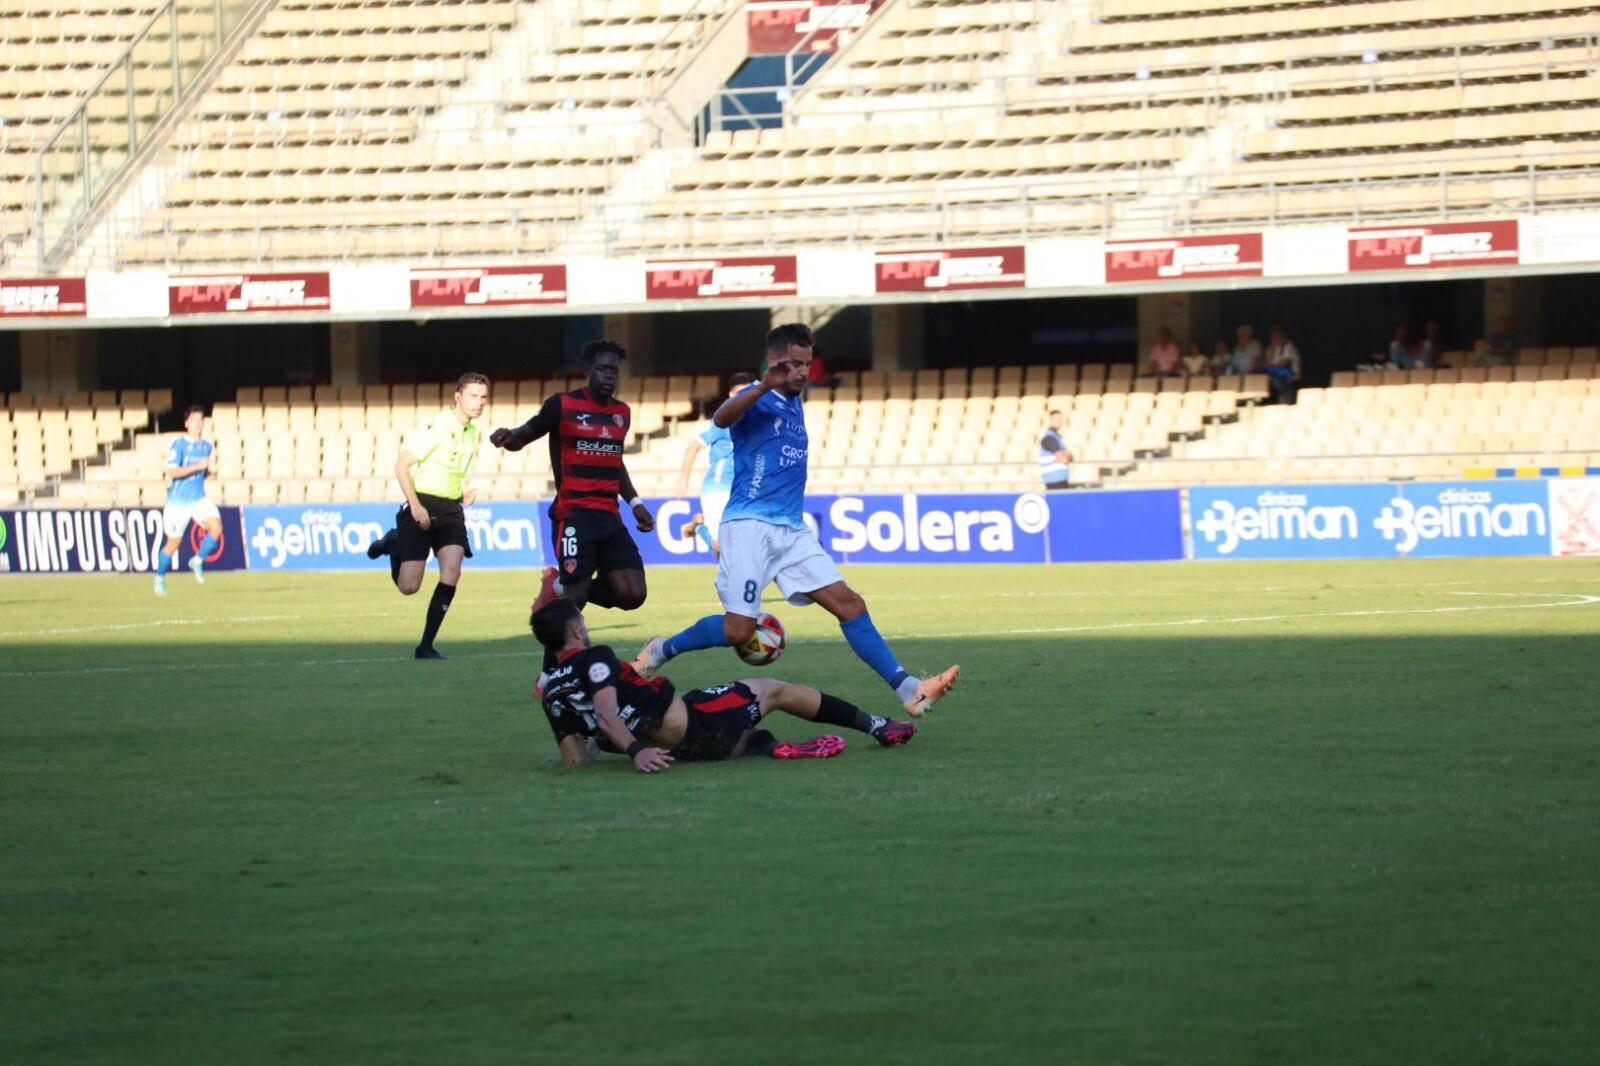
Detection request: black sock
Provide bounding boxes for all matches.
[814,693,886,736]
[419,582,456,650]
[743,728,779,758]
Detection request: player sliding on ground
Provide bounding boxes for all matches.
[634,324,960,717]
[534,598,917,772]
[366,372,489,659]
[153,405,222,596]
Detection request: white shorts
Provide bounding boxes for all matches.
[716,518,842,618]
[700,489,731,540]
[163,497,220,538]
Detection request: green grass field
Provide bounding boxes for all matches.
[4,558,1600,1065]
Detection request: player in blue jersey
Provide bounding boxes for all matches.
[153,405,222,596]
[634,324,959,719]
[673,372,757,557]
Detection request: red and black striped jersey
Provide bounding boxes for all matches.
[541,644,675,752]
[508,387,632,518]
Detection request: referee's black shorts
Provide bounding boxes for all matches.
[395,493,473,562]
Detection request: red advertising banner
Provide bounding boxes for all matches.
[410,265,568,308]
[0,277,87,318]
[875,246,1026,293]
[646,255,798,300]
[748,1,882,54]
[1105,233,1264,283]
[168,272,331,315]
[1347,220,1519,271]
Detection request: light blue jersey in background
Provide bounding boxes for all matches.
[698,422,735,495]
[165,436,213,504]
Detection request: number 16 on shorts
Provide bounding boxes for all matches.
[561,527,578,560]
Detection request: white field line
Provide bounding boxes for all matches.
[1,592,1595,681]
[0,610,399,639]
[11,576,1598,638]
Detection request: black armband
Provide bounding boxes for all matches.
[626,740,646,759]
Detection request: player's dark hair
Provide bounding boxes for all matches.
[583,340,627,365]
[183,404,206,421]
[1049,409,1063,417]
[531,597,583,650]
[729,372,757,389]
[766,323,813,355]
[456,371,489,393]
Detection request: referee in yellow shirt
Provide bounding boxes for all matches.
[367,372,489,659]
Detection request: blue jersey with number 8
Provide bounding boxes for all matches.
[724,388,807,531]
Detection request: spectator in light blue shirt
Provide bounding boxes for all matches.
[1228,324,1262,375]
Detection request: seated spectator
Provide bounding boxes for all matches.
[1210,339,1233,373]
[1182,340,1210,377]
[1263,324,1301,404]
[1144,327,1182,377]
[1382,320,1433,369]
[1419,320,1443,367]
[1474,318,1519,366]
[1227,325,1261,376]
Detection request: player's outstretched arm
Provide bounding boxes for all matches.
[489,394,560,452]
[618,462,654,532]
[592,687,673,774]
[712,363,787,428]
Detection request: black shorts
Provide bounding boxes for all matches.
[552,508,643,584]
[395,493,473,563]
[671,683,764,762]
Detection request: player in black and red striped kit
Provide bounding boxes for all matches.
[531,598,917,772]
[490,340,655,624]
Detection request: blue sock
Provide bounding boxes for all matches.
[695,525,715,552]
[840,612,911,691]
[662,614,731,660]
[197,534,218,562]
[155,551,174,577]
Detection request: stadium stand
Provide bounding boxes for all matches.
[15,355,1595,508]
[1120,360,1600,487]
[110,0,742,265]
[0,390,170,507]
[2,0,1585,268]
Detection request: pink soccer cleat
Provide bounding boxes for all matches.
[873,720,918,747]
[771,735,847,760]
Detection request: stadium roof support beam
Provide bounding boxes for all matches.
[645,0,750,148]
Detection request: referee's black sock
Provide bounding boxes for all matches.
[419,582,456,651]
[814,692,887,736]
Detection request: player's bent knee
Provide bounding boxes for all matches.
[724,615,757,645]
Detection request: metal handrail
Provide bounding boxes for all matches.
[31,0,267,270]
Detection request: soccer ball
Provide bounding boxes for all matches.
[735,612,786,667]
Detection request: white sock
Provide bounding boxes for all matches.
[895,676,920,702]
